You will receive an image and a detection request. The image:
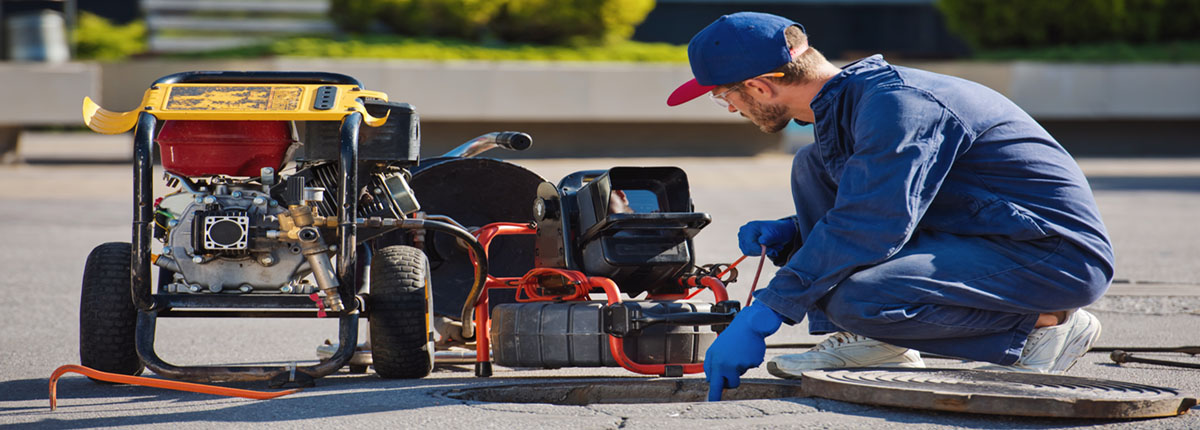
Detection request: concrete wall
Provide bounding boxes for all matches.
[4,58,1199,160]
[0,62,100,162]
[0,62,99,125]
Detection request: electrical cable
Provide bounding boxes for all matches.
[49,364,299,411]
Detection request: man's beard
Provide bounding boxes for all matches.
[741,96,792,133]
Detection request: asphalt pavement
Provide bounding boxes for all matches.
[1,133,1198,429]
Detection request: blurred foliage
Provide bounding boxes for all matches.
[490,0,656,45]
[72,12,146,61]
[181,34,687,62]
[330,0,655,45]
[378,0,502,40]
[938,0,1200,50]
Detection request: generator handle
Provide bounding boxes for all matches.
[153,71,363,87]
[442,132,533,158]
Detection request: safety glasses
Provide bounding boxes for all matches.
[708,72,785,110]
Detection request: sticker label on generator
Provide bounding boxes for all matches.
[165,86,304,111]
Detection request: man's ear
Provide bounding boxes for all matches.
[742,78,776,100]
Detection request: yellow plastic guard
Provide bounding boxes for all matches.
[83,84,390,134]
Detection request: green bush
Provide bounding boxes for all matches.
[72,12,146,60]
[330,0,383,33]
[378,0,502,39]
[937,0,1200,50]
[490,0,656,45]
[330,0,657,45]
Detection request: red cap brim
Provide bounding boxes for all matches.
[667,78,716,107]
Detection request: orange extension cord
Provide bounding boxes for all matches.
[49,364,300,411]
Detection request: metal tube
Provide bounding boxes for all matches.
[132,112,157,311]
[337,112,361,312]
[441,133,499,158]
[1111,350,1200,369]
[137,310,360,383]
[440,132,532,158]
[304,250,343,311]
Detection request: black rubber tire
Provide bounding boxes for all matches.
[79,242,145,381]
[368,245,434,379]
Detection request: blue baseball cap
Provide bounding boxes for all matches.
[667,12,805,107]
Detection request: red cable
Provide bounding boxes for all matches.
[745,244,767,306]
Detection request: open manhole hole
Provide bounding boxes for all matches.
[443,379,804,405]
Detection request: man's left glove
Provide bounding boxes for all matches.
[704,303,784,401]
[737,219,797,261]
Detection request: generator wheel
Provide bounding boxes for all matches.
[79,242,144,382]
[368,245,434,378]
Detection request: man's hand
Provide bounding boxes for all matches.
[737,219,798,260]
[705,304,785,401]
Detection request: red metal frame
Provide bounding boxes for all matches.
[469,222,729,376]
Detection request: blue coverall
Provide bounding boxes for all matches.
[754,55,1115,365]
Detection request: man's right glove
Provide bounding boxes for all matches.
[704,303,784,401]
[737,219,798,260]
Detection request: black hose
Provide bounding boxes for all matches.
[392,219,488,340]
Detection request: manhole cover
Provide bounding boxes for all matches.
[802,368,1197,419]
[443,379,804,405]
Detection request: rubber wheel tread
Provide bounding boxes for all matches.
[369,245,434,378]
[79,242,145,380]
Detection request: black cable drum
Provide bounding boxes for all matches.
[404,157,546,317]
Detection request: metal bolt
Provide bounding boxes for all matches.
[280,285,294,293]
[329,245,338,252]
[232,191,243,198]
[253,197,266,205]
[162,247,172,255]
[209,283,223,293]
[270,200,279,207]
[195,196,205,204]
[189,284,202,292]
[259,255,275,265]
[167,219,179,227]
[192,256,204,264]
[203,196,217,204]
[239,284,253,293]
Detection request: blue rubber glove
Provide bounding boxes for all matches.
[737,219,798,260]
[705,303,784,401]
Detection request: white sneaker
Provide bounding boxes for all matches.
[984,309,1101,374]
[766,331,925,379]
